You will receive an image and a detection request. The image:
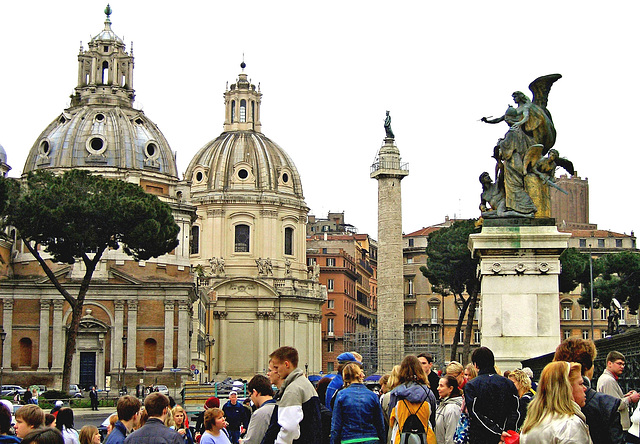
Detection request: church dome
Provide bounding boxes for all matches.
[22,7,177,178]
[186,66,304,202]
[0,143,7,164]
[23,108,178,177]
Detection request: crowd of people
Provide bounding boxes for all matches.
[2,340,640,444]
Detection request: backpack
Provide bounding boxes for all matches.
[399,399,428,444]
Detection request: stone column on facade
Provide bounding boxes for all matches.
[164,301,175,370]
[37,300,51,371]
[370,137,409,373]
[112,301,125,374]
[90,58,96,85]
[266,312,276,357]
[126,301,138,371]
[283,312,299,348]
[256,311,270,372]
[309,314,322,374]
[51,300,64,372]
[178,302,190,369]
[1,300,13,370]
[216,312,228,374]
[468,222,570,369]
[97,335,105,390]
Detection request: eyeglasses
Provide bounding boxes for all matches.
[614,361,626,366]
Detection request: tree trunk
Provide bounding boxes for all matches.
[450,295,470,362]
[462,293,478,363]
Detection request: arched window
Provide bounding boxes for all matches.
[240,100,247,122]
[235,224,250,252]
[144,338,157,369]
[19,338,33,367]
[231,100,236,123]
[101,61,109,84]
[190,226,200,255]
[284,227,293,255]
[251,101,255,122]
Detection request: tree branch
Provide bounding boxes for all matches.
[23,238,77,308]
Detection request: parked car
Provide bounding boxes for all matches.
[153,385,169,396]
[68,384,83,398]
[1,385,26,397]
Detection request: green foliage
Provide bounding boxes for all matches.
[558,248,591,294]
[421,219,481,298]
[42,390,69,400]
[5,169,179,263]
[583,251,640,315]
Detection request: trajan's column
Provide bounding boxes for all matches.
[370,112,409,372]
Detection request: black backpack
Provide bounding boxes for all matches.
[399,399,427,444]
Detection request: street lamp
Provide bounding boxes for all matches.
[122,335,128,394]
[205,335,215,382]
[0,328,6,395]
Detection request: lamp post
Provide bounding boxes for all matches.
[588,244,595,340]
[0,328,6,394]
[205,335,215,382]
[122,335,127,394]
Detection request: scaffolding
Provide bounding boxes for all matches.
[344,327,447,375]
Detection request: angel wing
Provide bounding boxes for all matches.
[523,144,544,174]
[555,157,575,175]
[529,74,562,109]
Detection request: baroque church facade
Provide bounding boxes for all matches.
[0,7,324,389]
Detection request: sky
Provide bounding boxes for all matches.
[1,1,638,238]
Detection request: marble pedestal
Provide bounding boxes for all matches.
[468,221,570,370]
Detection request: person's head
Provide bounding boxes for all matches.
[554,337,597,378]
[335,352,363,377]
[512,91,529,104]
[106,413,117,435]
[144,392,170,418]
[471,347,495,372]
[0,403,12,435]
[20,427,64,444]
[398,355,428,385]
[479,172,493,187]
[248,374,274,406]
[437,375,461,400]
[78,425,100,444]
[606,351,626,376]
[137,409,148,429]
[172,405,186,428]
[446,361,465,387]
[15,404,45,438]
[464,363,477,381]
[316,377,332,404]
[508,369,532,396]
[267,359,283,388]
[342,362,364,386]
[521,361,583,434]
[229,392,238,405]
[387,365,401,391]
[417,353,434,375]
[204,396,220,410]
[117,395,142,423]
[53,401,63,411]
[45,414,56,428]
[378,374,390,394]
[269,346,299,380]
[204,408,225,432]
[54,408,73,432]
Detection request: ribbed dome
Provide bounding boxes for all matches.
[0,144,7,164]
[186,131,303,199]
[23,107,178,177]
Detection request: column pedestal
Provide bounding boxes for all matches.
[468,221,570,369]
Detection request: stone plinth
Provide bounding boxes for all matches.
[468,222,570,370]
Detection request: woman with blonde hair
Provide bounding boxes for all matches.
[508,369,535,429]
[381,365,401,442]
[171,405,194,444]
[520,361,591,443]
[445,361,466,391]
[331,362,386,444]
[463,363,477,382]
[78,426,100,444]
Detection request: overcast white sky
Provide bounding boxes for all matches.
[1,1,638,238]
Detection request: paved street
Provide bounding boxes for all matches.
[74,408,114,430]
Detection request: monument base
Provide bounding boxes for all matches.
[468,223,570,370]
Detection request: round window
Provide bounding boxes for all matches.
[238,169,249,179]
[40,140,50,155]
[195,171,204,182]
[95,113,105,121]
[86,136,107,155]
[146,143,157,157]
[282,172,289,183]
[91,138,103,151]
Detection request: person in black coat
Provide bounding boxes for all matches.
[89,387,99,411]
[554,337,625,444]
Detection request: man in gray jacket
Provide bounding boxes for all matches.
[597,350,640,442]
[240,374,276,444]
[124,393,182,444]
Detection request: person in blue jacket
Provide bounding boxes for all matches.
[222,391,250,444]
[325,352,363,411]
